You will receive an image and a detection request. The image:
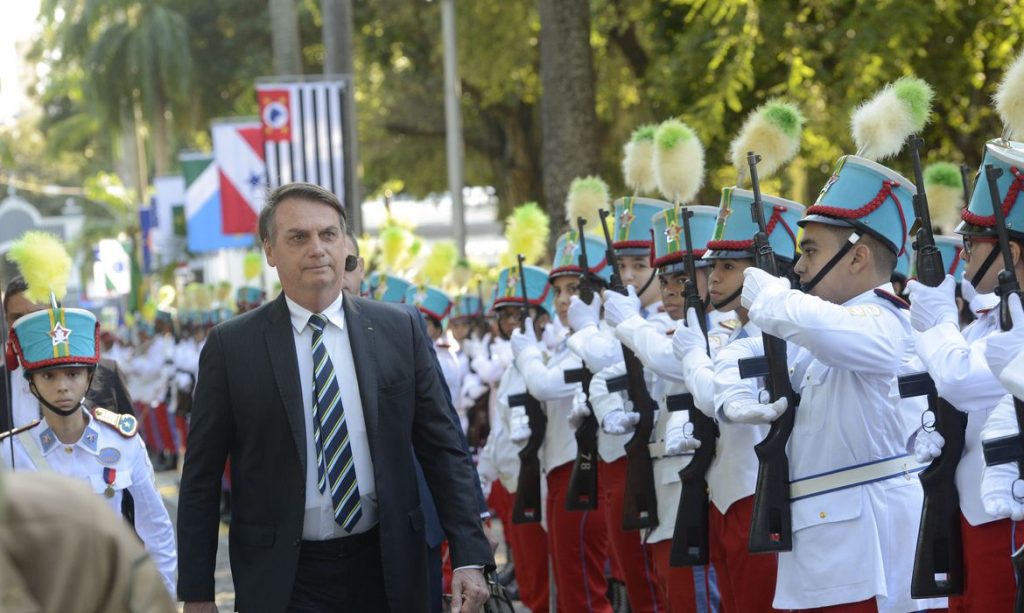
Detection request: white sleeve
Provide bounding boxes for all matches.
[1000,352,1024,400]
[749,289,906,375]
[588,362,629,424]
[982,394,1021,441]
[914,322,1005,413]
[515,347,580,401]
[127,436,177,597]
[680,347,715,417]
[713,337,764,424]
[614,315,686,383]
[566,324,623,372]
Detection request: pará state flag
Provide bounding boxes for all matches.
[211,118,267,234]
[180,151,254,254]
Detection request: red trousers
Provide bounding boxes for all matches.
[947,514,1018,612]
[649,540,698,613]
[600,458,663,612]
[547,462,612,613]
[795,599,877,612]
[711,495,778,612]
[504,486,550,613]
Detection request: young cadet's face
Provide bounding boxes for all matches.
[264,198,347,301]
[961,238,1024,294]
[5,292,44,328]
[709,258,751,312]
[793,223,852,303]
[551,276,579,326]
[32,367,90,412]
[618,255,659,307]
[449,320,470,342]
[659,268,710,320]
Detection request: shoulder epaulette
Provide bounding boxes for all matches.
[718,318,741,331]
[0,420,41,441]
[873,288,910,310]
[93,407,138,438]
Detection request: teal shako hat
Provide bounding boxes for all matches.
[549,229,612,284]
[651,205,719,274]
[368,272,412,304]
[493,264,553,316]
[405,284,454,323]
[705,187,804,262]
[8,307,100,375]
[611,196,674,261]
[956,140,1024,241]
[450,295,483,322]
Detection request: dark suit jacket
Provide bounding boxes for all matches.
[177,292,494,612]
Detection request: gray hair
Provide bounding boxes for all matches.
[258,182,347,243]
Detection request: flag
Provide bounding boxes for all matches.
[153,175,186,255]
[255,78,347,204]
[180,151,254,253]
[212,118,267,234]
[139,204,155,274]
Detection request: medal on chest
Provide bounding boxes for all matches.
[103,467,117,498]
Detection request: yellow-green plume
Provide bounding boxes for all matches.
[216,281,232,304]
[505,202,550,265]
[565,176,609,232]
[243,252,263,281]
[995,49,1024,139]
[730,100,804,180]
[6,231,72,303]
[141,299,157,324]
[420,241,457,286]
[622,125,658,194]
[157,285,177,310]
[851,76,934,161]
[924,162,965,230]
[654,119,705,204]
[378,225,411,273]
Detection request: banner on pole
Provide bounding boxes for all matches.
[211,118,267,234]
[180,151,254,254]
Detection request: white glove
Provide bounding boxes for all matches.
[982,462,1024,521]
[478,475,493,499]
[509,421,532,445]
[491,339,514,368]
[462,333,490,360]
[568,294,602,332]
[913,429,945,463]
[603,286,641,327]
[665,420,701,455]
[568,392,591,429]
[602,408,640,435]
[906,275,959,333]
[672,308,708,360]
[740,268,791,310]
[510,317,540,358]
[723,395,788,424]
[542,317,566,350]
[985,293,1024,380]
[175,372,193,392]
[962,277,1001,314]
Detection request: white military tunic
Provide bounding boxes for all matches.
[1,408,177,596]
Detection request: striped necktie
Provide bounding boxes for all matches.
[308,313,362,531]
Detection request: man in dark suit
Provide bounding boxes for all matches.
[178,183,494,612]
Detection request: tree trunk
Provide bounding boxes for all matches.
[492,103,542,221]
[151,91,171,177]
[322,0,362,233]
[538,0,600,245]
[269,0,303,75]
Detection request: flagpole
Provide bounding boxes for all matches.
[441,0,467,257]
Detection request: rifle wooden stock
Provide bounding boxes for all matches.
[509,391,547,523]
[668,393,717,566]
[620,347,660,530]
[906,136,967,597]
[565,367,599,510]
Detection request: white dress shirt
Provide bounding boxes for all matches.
[285,293,379,539]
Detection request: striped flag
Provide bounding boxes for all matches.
[211,119,267,234]
[180,152,254,253]
[257,79,346,205]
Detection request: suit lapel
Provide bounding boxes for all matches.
[264,294,307,476]
[344,295,378,462]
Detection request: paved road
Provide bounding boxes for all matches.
[157,471,526,612]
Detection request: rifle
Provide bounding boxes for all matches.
[977,164,1024,612]
[599,208,659,530]
[564,217,600,511]
[669,206,718,566]
[738,151,801,552]
[903,135,967,598]
[0,274,12,466]
[510,254,548,524]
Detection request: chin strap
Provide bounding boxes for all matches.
[712,287,742,311]
[28,369,95,418]
[969,244,1001,289]
[800,232,861,294]
[636,269,657,297]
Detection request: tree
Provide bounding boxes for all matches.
[269,0,303,75]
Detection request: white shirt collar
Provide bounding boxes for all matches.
[285,292,347,334]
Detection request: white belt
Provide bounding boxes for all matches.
[789,454,926,501]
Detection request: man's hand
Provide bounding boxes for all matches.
[568,294,602,332]
[603,408,640,435]
[183,603,218,613]
[602,286,641,327]
[741,267,791,310]
[982,462,1024,521]
[913,429,945,463]
[450,567,490,612]
[723,396,788,424]
[665,421,701,455]
[906,275,959,333]
[673,308,707,360]
[568,392,591,429]
[985,293,1024,380]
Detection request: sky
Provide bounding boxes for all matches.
[0,0,42,126]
